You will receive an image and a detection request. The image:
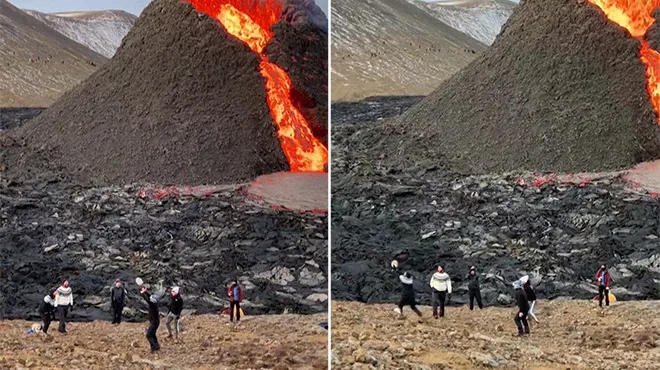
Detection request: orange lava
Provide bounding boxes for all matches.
[641,41,660,118]
[587,0,660,123]
[188,0,328,172]
[587,0,660,37]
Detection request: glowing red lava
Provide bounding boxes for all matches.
[587,0,660,123]
[187,0,327,172]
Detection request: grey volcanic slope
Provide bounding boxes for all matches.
[331,0,486,101]
[373,0,660,174]
[425,0,517,45]
[16,0,290,186]
[0,0,107,107]
[24,10,137,58]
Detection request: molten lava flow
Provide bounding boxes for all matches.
[216,3,271,52]
[587,0,660,37]
[641,41,660,117]
[587,0,660,123]
[260,61,329,171]
[188,0,328,172]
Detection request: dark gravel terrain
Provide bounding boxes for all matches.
[646,8,660,51]
[331,96,423,126]
[0,108,45,131]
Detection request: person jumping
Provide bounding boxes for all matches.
[395,272,422,317]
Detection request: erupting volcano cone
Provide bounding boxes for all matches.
[382,0,660,174]
[16,0,327,185]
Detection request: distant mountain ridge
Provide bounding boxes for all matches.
[24,9,137,58]
[424,0,517,45]
[331,0,486,101]
[0,0,107,107]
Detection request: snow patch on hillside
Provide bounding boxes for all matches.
[424,0,516,45]
[24,10,136,58]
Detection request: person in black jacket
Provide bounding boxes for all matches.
[166,286,183,339]
[467,266,483,310]
[110,279,126,324]
[38,292,56,334]
[391,249,410,271]
[140,286,161,353]
[513,280,530,336]
[395,272,422,317]
[523,279,539,323]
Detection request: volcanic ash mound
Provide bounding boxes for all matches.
[377,0,660,174]
[16,0,328,186]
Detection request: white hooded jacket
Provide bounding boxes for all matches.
[430,272,452,293]
[54,286,73,307]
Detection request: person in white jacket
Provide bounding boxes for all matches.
[430,265,452,318]
[53,280,73,333]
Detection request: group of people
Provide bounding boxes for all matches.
[37,278,245,353]
[396,263,613,336]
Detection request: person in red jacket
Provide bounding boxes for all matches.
[227,279,243,323]
[595,264,612,307]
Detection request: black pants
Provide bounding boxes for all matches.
[112,303,123,324]
[230,301,241,322]
[469,288,483,310]
[397,297,422,317]
[57,306,69,332]
[432,290,447,318]
[598,286,610,307]
[515,312,530,335]
[146,320,160,351]
[41,313,52,334]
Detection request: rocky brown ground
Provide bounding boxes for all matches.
[331,301,660,370]
[0,313,328,370]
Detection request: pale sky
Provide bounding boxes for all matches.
[11,0,329,16]
[424,0,518,2]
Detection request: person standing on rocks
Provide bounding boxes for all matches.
[395,272,422,317]
[110,279,126,325]
[140,286,161,353]
[227,279,243,324]
[522,278,539,323]
[166,286,183,339]
[513,279,530,336]
[430,265,452,319]
[467,266,483,311]
[595,264,612,307]
[54,280,73,333]
[38,292,56,334]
